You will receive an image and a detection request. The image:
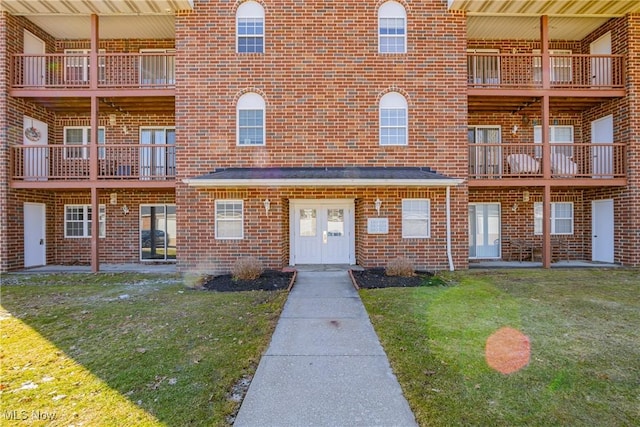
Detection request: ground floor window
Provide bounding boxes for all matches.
[215,200,244,239]
[402,199,430,238]
[534,202,574,235]
[140,204,176,260]
[64,204,105,238]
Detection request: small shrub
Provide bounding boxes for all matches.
[232,257,264,281]
[385,257,415,277]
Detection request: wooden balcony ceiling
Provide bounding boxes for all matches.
[0,0,193,14]
[450,0,640,40]
[449,0,640,16]
[468,96,617,114]
[29,96,175,115]
[0,1,194,39]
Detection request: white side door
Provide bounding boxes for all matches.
[24,203,46,267]
[23,30,45,87]
[592,199,614,263]
[292,201,354,264]
[23,116,48,181]
[590,32,612,86]
[468,203,501,259]
[591,115,614,178]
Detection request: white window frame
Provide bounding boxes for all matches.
[64,49,105,83]
[236,1,265,54]
[534,125,574,158]
[64,204,106,238]
[467,48,501,86]
[379,92,408,146]
[139,127,176,178]
[215,200,244,240]
[402,199,431,238]
[533,49,573,84]
[139,48,176,86]
[468,125,502,177]
[534,202,574,235]
[63,126,105,159]
[237,93,266,146]
[378,1,407,54]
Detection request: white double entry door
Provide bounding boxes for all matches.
[291,200,355,265]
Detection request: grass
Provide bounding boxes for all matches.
[360,268,640,426]
[1,273,287,426]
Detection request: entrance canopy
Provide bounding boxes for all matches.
[183,167,463,188]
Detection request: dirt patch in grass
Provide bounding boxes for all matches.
[350,268,446,289]
[202,270,295,292]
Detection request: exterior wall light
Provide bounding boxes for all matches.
[122,205,130,215]
[263,199,271,216]
[374,198,382,216]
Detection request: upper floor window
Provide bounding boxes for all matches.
[237,92,266,146]
[379,92,407,146]
[64,126,105,159]
[237,2,265,53]
[378,1,406,54]
[64,49,105,84]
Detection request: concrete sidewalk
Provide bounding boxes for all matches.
[234,271,417,427]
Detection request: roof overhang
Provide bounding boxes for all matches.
[0,0,194,15]
[183,167,464,188]
[447,0,640,17]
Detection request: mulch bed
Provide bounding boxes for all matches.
[202,270,295,292]
[350,267,444,289]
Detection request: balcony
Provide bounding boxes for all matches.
[10,144,176,188]
[467,53,625,91]
[468,142,626,185]
[11,52,175,89]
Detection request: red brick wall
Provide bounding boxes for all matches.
[51,190,175,265]
[174,0,469,272]
[470,188,590,262]
[177,187,465,274]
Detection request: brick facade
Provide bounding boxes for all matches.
[1,5,639,272]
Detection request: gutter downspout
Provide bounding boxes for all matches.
[446,185,454,271]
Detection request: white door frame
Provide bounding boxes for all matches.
[591,115,614,178]
[289,199,355,265]
[590,31,612,86]
[23,115,48,181]
[24,202,46,268]
[468,203,501,259]
[592,199,614,263]
[23,30,45,87]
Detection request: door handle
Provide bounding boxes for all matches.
[323,231,327,244]
[39,238,44,245]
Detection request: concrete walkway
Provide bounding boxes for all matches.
[234,271,417,427]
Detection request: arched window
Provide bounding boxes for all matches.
[379,92,407,146]
[237,92,266,146]
[237,2,265,53]
[378,1,406,54]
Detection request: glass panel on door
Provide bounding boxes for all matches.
[299,209,316,236]
[141,204,176,261]
[469,203,501,259]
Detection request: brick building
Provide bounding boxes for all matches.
[1,0,639,273]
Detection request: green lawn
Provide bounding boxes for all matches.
[360,268,640,426]
[0,273,287,426]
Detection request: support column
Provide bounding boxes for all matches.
[542,184,551,269]
[540,16,552,269]
[540,15,550,90]
[89,14,100,273]
[91,186,100,273]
